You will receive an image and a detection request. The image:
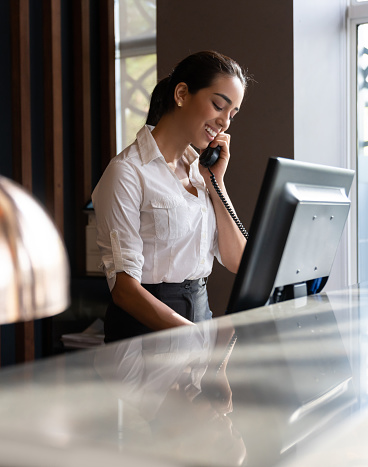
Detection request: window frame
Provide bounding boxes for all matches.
[350,0,368,17]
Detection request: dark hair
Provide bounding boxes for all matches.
[146,50,248,126]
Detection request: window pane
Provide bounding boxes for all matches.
[123,54,157,146]
[118,0,156,39]
[357,23,368,282]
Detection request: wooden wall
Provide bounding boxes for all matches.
[0,0,115,365]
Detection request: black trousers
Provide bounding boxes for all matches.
[104,278,211,343]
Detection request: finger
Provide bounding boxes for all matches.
[213,133,230,148]
[216,131,230,141]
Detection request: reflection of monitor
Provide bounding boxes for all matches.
[226,157,354,314]
[229,294,356,463]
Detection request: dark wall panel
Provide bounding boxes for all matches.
[0,0,12,178]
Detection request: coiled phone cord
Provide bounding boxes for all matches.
[208,168,249,240]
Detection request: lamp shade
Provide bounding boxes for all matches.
[0,176,70,324]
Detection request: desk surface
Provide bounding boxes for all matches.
[0,285,367,467]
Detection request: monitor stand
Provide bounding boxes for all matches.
[269,277,328,305]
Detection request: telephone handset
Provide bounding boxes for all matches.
[199,144,249,239]
[199,145,221,168]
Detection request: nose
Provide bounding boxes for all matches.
[216,111,231,131]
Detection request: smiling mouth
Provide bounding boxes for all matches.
[205,125,217,138]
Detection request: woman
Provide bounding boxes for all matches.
[92,50,249,342]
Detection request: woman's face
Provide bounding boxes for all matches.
[178,75,244,150]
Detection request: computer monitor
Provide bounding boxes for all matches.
[226,157,355,314]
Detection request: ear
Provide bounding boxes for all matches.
[174,82,189,107]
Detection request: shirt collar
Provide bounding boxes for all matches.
[184,144,199,165]
[137,125,199,166]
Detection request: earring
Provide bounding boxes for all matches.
[177,102,182,107]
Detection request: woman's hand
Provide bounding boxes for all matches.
[198,132,231,184]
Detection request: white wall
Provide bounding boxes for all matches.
[293,0,353,291]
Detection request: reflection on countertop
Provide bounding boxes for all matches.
[0,285,367,467]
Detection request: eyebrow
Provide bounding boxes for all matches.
[214,93,239,111]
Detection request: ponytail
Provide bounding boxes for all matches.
[146,77,171,126]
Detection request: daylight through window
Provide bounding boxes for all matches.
[115,0,157,154]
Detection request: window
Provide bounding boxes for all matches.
[357,24,368,282]
[349,1,368,283]
[348,0,368,406]
[114,0,157,154]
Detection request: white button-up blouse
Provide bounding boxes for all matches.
[92,125,220,291]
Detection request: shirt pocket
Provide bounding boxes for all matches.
[151,196,189,240]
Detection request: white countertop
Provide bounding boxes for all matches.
[0,285,367,466]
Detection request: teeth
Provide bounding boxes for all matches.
[205,125,217,137]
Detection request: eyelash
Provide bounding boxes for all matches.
[213,102,235,122]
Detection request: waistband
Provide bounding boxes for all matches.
[142,277,207,294]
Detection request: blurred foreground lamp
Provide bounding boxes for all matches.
[0,176,70,324]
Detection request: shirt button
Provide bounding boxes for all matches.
[201,207,207,213]
[200,259,205,265]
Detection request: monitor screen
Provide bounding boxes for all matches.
[226,157,354,314]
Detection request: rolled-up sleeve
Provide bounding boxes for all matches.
[92,160,144,291]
